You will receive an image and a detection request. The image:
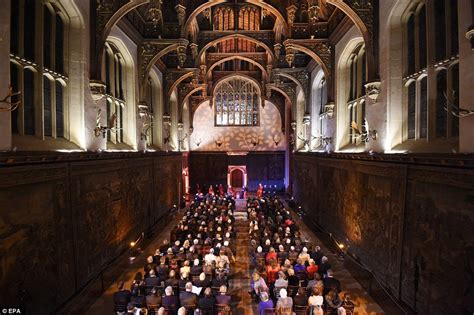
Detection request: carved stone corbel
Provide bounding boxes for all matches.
[89,80,106,103]
[190,43,199,59]
[364,81,381,102]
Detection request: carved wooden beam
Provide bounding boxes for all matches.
[92,0,149,80]
[283,39,332,77]
[138,38,189,102]
[177,83,207,123]
[272,68,310,114]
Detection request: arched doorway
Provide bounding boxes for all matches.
[231,169,243,188]
[227,165,248,198]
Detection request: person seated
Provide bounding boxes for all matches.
[165,270,179,288]
[144,256,156,277]
[258,291,274,315]
[194,272,211,288]
[287,268,299,287]
[180,260,191,275]
[308,287,324,315]
[215,285,231,305]
[277,245,288,261]
[274,271,288,289]
[162,287,178,313]
[156,258,169,282]
[130,284,146,308]
[212,272,227,288]
[179,282,198,309]
[318,256,331,277]
[262,239,272,253]
[306,259,319,280]
[179,272,190,291]
[275,288,293,315]
[325,289,346,315]
[204,248,217,266]
[298,247,311,265]
[266,247,277,264]
[145,269,160,288]
[323,269,341,295]
[113,281,131,313]
[287,246,299,262]
[293,259,307,273]
[310,246,324,265]
[255,246,266,261]
[198,287,215,315]
[266,259,281,284]
[250,272,268,300]
[293,287,308,308]
[146,288,162,311]
[190,259,202,276]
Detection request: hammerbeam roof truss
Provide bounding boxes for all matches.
[92,0,378,118]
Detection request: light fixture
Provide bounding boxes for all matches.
[0,85,21,112]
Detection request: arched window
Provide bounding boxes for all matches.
[403,1,458,142]
[104,42,126,143]
[10,1,68,139]
[214,6,235,53]
[346,44,366,145]
[214,77,260,126]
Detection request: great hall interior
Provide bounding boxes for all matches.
[0,1,473,314]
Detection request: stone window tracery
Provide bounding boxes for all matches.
[214,77,260,126]
[347,44,366,145]
[403,1,459,141]
[9,0,67,139]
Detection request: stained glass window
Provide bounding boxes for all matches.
[214,77,260,126]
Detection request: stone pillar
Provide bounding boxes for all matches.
[0,1,11,150]
[365,81,385,153]
[459,0,474,152]
[87,80,107,151]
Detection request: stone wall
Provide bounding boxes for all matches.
[0,152,182,314]
[293,153,474,314]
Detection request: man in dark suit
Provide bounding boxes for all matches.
[323,269,341,295]
[162,286,178,313]
[198,287,216,314]
[215,285,231,305]
[144,270,160,287]
[113,281,130,313]
[179,282,198,309]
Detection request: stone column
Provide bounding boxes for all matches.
[459,0,474,152]
[0,1,11,150]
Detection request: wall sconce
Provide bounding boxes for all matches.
[194,137,202,147]
[444,91,474,117]
[272,134,282,146]
[215,136,224,148]
[351,120,377,143]
[93,108,121,138]
[0,85,21,112]
[246,137,259,148]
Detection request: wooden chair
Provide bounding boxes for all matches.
[293,305,308,315]
[296,272,307,286]
[287,285,299,297]
[215,303,232,315]
[192,275,200,283]
[277,307,293,315]
[211,286,221,296]
[263,308,276,315]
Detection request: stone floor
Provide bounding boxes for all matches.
[65,197,385,315]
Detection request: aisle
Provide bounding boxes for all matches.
[229,199,257,315]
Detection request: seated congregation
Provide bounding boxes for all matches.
[247,197,354,315]
[113,194,236,315]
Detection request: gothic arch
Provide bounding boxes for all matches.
[326,0,376,80]
[207,56,268,81]
[198,34,275,65]
[92,0,149,80]
[181,0,289,38]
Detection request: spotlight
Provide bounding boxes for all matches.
[130,241,136,247]
[338,243,344,249]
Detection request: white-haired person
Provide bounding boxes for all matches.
[161,286,178,313]
[275,288,293,315]
[215,285,231,305]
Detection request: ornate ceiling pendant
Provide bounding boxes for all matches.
[145,0,163,29]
